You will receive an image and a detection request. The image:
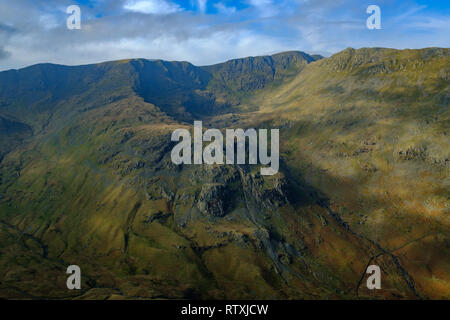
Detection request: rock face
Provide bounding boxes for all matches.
[204,51,319,93]
[241,171,291,210]
[197,183,229,217]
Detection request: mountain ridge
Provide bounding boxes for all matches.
[1,50,320,72]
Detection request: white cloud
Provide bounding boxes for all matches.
[214,2,236,15]
[0,0,448,71]
[124,0,182,15]
[249,0,272,6]
[39,14,60,30]
[248,0,278,18]
[408,16,450,31]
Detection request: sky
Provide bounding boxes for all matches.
[0,0,448,71]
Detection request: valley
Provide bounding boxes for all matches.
[0,47,448,299]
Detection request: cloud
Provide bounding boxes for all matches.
[247,0,278,18]
[39,14,60,30]
[0,47,11,60]
[0,23,16,35]
[0,23,14,61]
[410,16,450,30]
[124,0,182,14]
[214,3,236,15]
[0,0,448,71]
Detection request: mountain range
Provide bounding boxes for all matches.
[0,47,448,299]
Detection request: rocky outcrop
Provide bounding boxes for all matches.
[196,183,230,217]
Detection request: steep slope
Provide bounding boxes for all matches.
[0,94,414,299]
[0,51,319,148]
[0,51,337,299]
[226,47,450,298]
[203,51,320,107]
[0,51,322,164]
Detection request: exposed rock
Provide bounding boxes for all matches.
[144,211,171,224]
[196,183,230,217]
